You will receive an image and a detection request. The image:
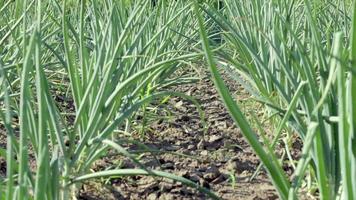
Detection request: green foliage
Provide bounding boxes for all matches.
[1,0,355,199]
[0,0,218,199]
[195,0,356,199]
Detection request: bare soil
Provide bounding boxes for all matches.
[78,71,280,200]
[0,69,301,200]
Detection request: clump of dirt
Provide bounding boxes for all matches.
[78,71,280,200]
[0,124,8,177]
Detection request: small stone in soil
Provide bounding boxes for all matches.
[147,193,158,200]
[188,160,199,168]
[209,135,223,143]
[226,160,239,171]
[139,177,158,188]
[160,182,173,192]
[181,187,194,195]
[161,162,174,170]
[200,150,208,156]
[187,144,195,150]
[203,166,220,181]
[177,170,189,177]
[189,174,201,183]
[159,193,175,200]
[174,101,184,109]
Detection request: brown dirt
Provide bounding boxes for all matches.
[78,71,280,200]
[0,69,304,199]
[0,124,6,178]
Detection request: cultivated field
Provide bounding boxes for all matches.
[0,0,355,199]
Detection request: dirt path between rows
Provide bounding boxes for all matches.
[79,70,278,200]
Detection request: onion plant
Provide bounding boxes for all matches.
[0,0,219,199]
[194,0,356,199]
